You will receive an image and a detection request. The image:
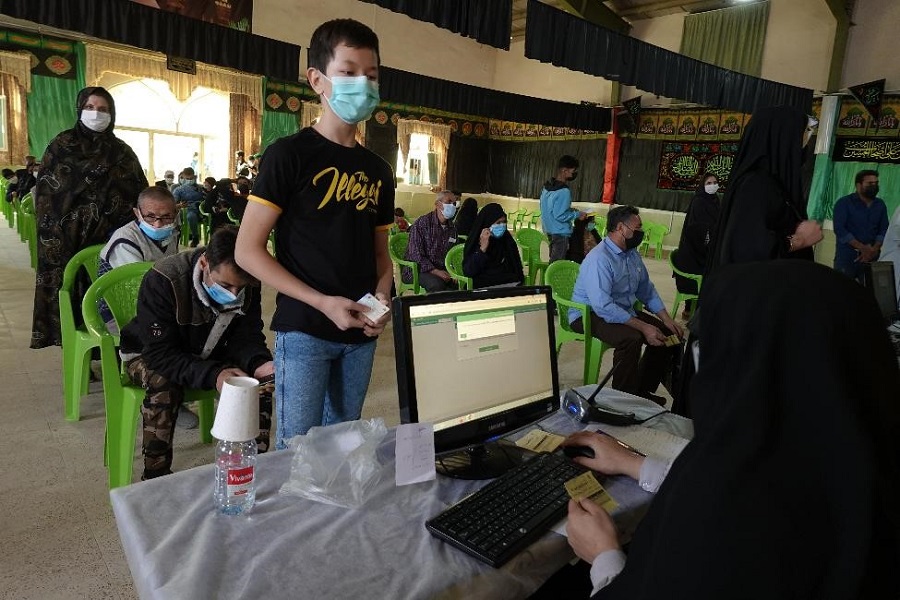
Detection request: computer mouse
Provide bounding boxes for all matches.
[562,445,595,459]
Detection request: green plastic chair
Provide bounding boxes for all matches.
[197,203,212,244]
[178,207,191,246]
[82,262,215,489]
[59,243,106,421]
[639,222,668,259]
[543,260,610,385]
[20,194,36,268]
[527,209,541,229]
[226,208,241,225]
[17,191,32,243]
[515,228,550,286]
[388,231,423,296]
[669,248,703,319]
[444,244,472,290]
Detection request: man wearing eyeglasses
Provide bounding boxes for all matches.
[569,205,683,405]
[98,186,196,430]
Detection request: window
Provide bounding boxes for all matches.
[109,79,229,181]
[0,96,8,152]
[397,132,432,186]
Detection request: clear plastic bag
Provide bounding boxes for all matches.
[279,418,389,509]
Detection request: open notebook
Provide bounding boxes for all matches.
[591,424,691,461]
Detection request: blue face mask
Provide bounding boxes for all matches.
[203,276,239,306]
[441,203,457,220]
[138,219,175,241]
[322,74,380,124]
[586,222,596,232]
[490,223,507,238]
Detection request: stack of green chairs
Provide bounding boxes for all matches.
[19,194,36,268]
[639,222,668,259]
[82,262,215,489]
[543,260,610,385]
[444,244,472,290]
[527,209,541,229]
[59,244,106,421]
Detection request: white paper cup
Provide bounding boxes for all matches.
[211,376,260,441]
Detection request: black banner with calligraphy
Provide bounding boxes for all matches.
[657,142,739,191]
[832,138,900,164]
[622,96,641,131]
[847,79,885,123]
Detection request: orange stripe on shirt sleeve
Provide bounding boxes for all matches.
[248,194,282,214]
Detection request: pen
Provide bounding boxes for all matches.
[595,429,646,457]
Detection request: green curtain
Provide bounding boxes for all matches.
[820,162,900,221]
[260,77,299,152]
[260,111,299,153]
[680,1,770,77]
[27,43,86,158]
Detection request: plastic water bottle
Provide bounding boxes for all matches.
[214,438,257,515]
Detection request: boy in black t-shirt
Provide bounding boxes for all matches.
[235,19,394,449]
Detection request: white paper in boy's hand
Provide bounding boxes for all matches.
[357,293,389,322]
[395,423,436,486]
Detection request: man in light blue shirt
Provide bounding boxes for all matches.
[540,155,586,262]
[570,206,683,402]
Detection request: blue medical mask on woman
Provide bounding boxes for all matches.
[138,219,175,241]
[490,223,507,238]
[321,74,380,124]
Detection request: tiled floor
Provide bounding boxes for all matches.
[0,217,679,599]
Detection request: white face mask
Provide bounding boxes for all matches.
[704,183,720,195]
[80,110,111,133]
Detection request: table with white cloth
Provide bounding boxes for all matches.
[110,388,693,600]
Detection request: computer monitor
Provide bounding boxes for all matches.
[864,261,899,324]
[392,286,559,480]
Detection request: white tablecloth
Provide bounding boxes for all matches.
[111,389,692,600]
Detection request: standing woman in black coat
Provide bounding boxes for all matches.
[671,173,720,317]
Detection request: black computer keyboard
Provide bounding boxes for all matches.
[426,452,589,567]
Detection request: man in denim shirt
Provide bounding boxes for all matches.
[404,190,459,292]
[570,206,683,403]
[833,170,889,283]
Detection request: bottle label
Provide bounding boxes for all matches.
[226,465,254,498]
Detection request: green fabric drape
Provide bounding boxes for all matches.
[27,42,86,158]
[260,78,299,153]
[680,1,770,77]
[820,162,900,221]
[260,110,299,153]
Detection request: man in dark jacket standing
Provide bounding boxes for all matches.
[119,226,274,480]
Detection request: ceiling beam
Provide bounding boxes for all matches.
[556,0,630,33]
[822,0,851,92]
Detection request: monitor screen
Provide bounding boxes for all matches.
[392,286,559,478]
[865,261,899,324]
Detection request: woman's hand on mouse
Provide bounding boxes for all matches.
[566,498,620,563]
[562,431,644,480]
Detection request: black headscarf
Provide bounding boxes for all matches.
[455,197,478,238]
[708,106,810,270]
[31,86,148,348]
[462,202,524,287]
[597,260,900,599]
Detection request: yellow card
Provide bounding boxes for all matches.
[564,472,618,512]
[515,430,566,453]
[664,334,681,347]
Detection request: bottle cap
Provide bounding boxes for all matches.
[211,376,260,441]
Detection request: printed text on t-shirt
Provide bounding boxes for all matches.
[313,167,382,211]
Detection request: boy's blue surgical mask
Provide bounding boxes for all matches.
[490,223,507,238]
[321,73,380,124]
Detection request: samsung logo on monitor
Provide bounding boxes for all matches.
[488,421,506,432]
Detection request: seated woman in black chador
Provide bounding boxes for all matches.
[462,202,524,289]
[561,260,900,599]
[454,197,478,239]
[671,172,720,317]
